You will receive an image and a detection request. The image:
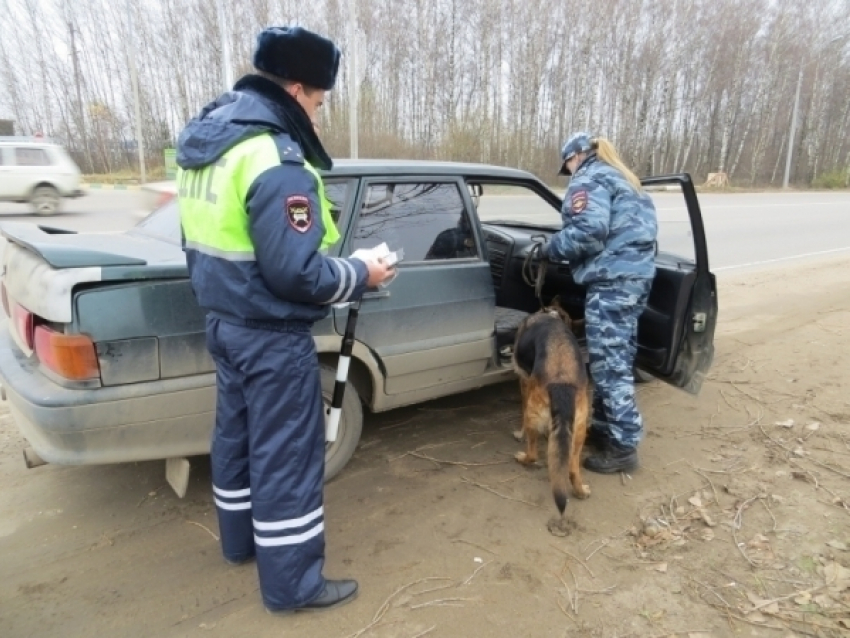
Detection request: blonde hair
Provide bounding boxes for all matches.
[593,138,643,192]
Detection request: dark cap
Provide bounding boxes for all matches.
[253,26,341,91]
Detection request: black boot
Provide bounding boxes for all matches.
[583,443,638,474]
[266,579,359,615]
[584,427,611,452]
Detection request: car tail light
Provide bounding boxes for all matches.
[34,325,100,381]
[13,303,34,350]
[1,282,8,317]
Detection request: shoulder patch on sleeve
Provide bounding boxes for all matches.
[570,189,589,214]
[285,195,313,233]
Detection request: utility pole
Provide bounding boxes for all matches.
[125,0,146,184]
[67,19,93,172]
[216,0,233,90]
[783,32,850,188]
[782,68,803,189]
[348,0,358,158]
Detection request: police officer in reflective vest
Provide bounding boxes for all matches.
[546,132,658,475]
[176,26,395,614]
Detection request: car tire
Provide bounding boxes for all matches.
[31,185,61,216]
[634,367,654,384]
[320,364,364,482]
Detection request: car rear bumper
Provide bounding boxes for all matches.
[0,328,215,465]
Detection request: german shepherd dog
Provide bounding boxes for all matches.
[511,300,590,530]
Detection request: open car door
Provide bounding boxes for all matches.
[635,174,717,394]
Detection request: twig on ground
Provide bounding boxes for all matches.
[689,464,721,506]
[346,577,454,638]
[411,583,455,597]
[585,539,611,562]
[577,586,616,595]
[550,544,595,579]
[730,381,765,404]
[452,538,500,556]
[409,597,476,610]
[137,485,165,508]
[408,451,510,467]
[802,454,850,481]
[185,520,219,542]
[555,597,576,622]
[749,585,828,612]
[462,560,492,586]
[461,476,543,509]
[719,389,740,412]
[731,495,761,568]
[388,440,465,462]
[704,601,788,633]
[409,626,437,638]
[761,423,850,480]
[760,497,778,533]
[380,417,416,431]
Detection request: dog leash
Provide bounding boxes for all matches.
[522,236,549,309]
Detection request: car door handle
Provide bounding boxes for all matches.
[362,290,390,300]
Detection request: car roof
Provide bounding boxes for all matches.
[322,159,540,181]
[0,137,61,148]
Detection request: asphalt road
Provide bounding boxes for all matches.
[0,189,848,272]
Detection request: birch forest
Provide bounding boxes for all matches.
[1,0,849,186]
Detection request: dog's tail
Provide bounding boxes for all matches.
[547,382,575,515]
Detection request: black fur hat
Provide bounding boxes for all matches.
[253,26,341,91]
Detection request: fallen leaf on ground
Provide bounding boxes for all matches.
[775,419,794,428]
[688,496,703,508]
[826,540,848,552]
[805,422,821,432]
[700,529,715,542]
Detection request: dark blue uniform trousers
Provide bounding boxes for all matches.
[205,316,326,611]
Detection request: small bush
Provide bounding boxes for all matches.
[811,169,849,189]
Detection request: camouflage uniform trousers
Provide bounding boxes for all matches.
[586,278,653,450]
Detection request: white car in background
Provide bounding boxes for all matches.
[0,137,85,215]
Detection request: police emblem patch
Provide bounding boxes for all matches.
[285,195,312,233]
[570,190,588,214]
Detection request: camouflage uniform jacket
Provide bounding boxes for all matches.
[548,154,658,284]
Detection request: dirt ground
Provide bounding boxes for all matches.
[2,256,850,638]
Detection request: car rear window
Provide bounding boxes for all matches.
[131,200,181,245]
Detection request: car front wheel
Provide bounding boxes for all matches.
[31,185,61,216]
[320,364,364,482]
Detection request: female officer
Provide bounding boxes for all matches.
[546,133,658,474]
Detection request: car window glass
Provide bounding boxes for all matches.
[131,200,181,245]
[645,185,696,262]
[14,147,51,166]
[350,182,478,262]
[324,179,352,225]
[471,182,561,225]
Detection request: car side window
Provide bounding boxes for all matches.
[350,182,478,262]
[324,180,352,225]
[14,147,51,166]
[0,148,7,165]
